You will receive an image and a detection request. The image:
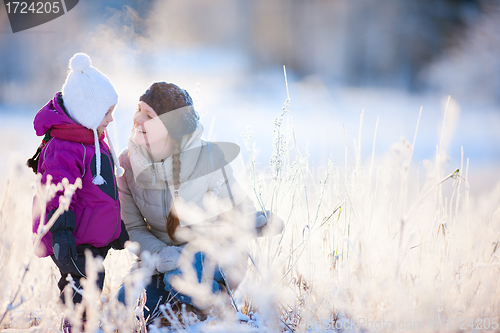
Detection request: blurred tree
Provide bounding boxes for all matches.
[245,0,478,90]
[424,0,500,103]
[0,1,149,105]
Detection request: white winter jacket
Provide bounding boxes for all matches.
[117,124,255,258]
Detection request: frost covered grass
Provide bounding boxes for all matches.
[239,94,500,332]
[1,89,499,333]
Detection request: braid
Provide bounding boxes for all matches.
[171,140,181,192]
[166,139,182,243]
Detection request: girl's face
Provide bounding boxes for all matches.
[97,105,116,136]
[132,101,169,146]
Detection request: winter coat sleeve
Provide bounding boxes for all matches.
[117,152,170,256]
[40,140,83,212]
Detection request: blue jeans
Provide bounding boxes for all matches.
[118,252,226,317]
[163,252,226,307]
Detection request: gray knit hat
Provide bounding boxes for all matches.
[139,82,199,140]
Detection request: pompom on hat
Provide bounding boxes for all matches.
[62,53,123,184]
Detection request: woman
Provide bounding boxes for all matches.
[117,82,282,321]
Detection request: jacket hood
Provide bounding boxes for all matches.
[34,93,76,136]
[34,93,123,185]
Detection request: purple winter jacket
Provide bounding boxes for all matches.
[32,93,121,257]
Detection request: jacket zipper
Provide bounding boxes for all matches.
[163,185,168,221]
[163,164,169,221]
[107,150,119,244]
[152,164,156,186]
[151,162,167,220]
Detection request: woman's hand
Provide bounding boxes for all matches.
[156,246,183,273]
[255,210,285,237]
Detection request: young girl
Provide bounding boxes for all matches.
[117,82,283,322]
[28,53,129,309]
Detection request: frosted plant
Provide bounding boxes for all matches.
[0,174,81,328]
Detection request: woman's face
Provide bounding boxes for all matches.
[132,101,169,146]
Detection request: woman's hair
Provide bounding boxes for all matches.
[140,82,197,243]
[166,138,181,242]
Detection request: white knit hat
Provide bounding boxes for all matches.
[62,53,124,185]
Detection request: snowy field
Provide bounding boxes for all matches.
[1,62,500,332]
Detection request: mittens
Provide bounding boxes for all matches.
[52,229,77,265]
[49,209,77,266]
[255,210,285,237]
[255,211,268,228]
[156,246,183,273]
